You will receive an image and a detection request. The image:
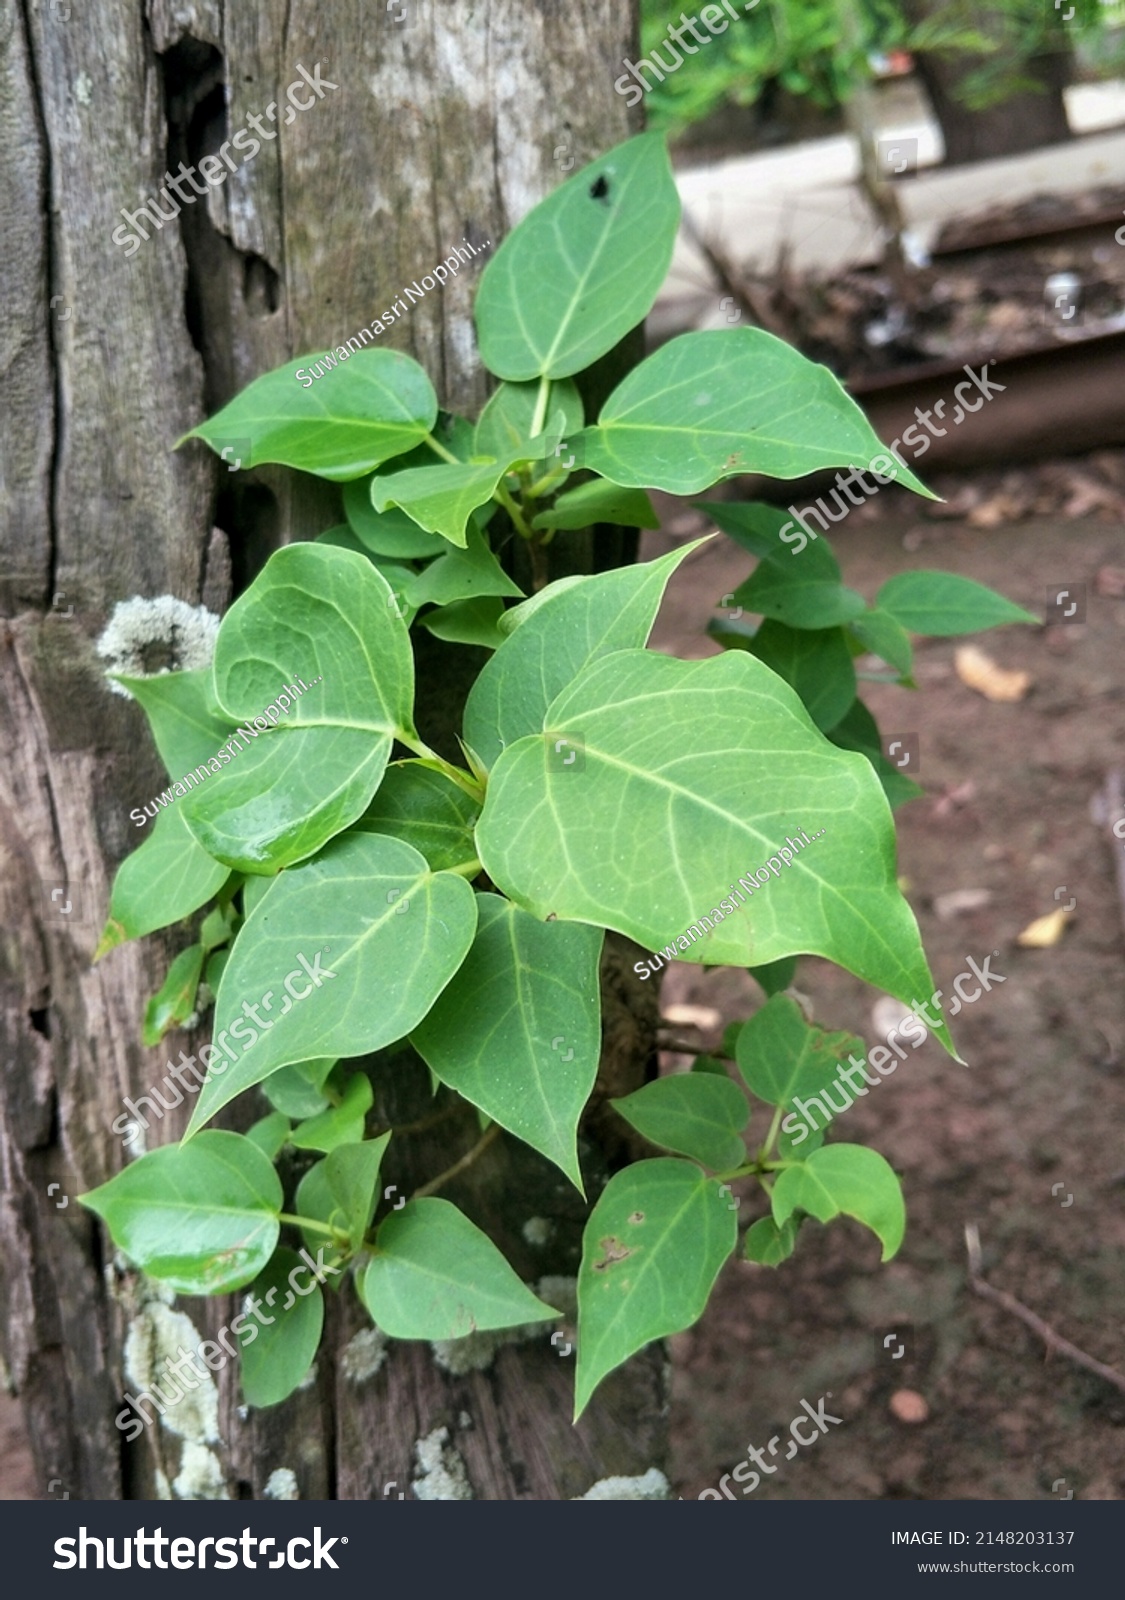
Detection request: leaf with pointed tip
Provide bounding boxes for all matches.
[411,894,603,1189]
[178,349,438,480]
[78,1131,281,1295]
[847,608,914,678]
[404,520,523,609]
[575,1160,737,1418]
[611,1074,748,1172]
[475,133,680,381]
[143,943,205,1047]
[360,1198,558,1338]
[579,329,931,496]
[97,805,230,958]
[476,648,955,1058]
[463,544,701,770]
[240,1246,325,1408]
[325,1134,392,1251]
[876,571,1036,636]
[185,831,478,1136]
[181,544,414,873]
[771,1143,906,1261]
[353,762,479,873]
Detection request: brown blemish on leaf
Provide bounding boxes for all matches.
[627,1211,644,1224]
[592,1235,632,1271]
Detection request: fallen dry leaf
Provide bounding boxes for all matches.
[934,888,993,920]
[1016,907,1072,948]
[955,644,1032,703]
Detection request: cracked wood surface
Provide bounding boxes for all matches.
[0,0,667,1499]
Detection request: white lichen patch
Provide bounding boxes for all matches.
[430,1319,542,1375]
[521,1216,552,1247]
[341,1326,388,1384]
[96,596,220,698]
[411,1426,472,1501]
[75,72,93,105]
[537,1275,578,1320]
[123,1301,219,1445]
[173,1440,229,1501]
[574,1468,672,1501]
[263,1468,299,1500]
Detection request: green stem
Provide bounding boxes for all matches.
[394,736,485,802]
[758,1104,784,1165]
[493,480,536,541]
[278,1213,341,1240]
[423,432,461,466]
[522,467,566,501]
[529,375,551,439]
[446,857,483,879]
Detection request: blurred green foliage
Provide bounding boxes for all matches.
[638,0,1125,134]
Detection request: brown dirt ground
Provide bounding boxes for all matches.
[644,475,1125,1502]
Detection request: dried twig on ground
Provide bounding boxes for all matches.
[963,1224,1125,1396]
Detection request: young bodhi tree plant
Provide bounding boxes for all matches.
[82,132,1032,1426]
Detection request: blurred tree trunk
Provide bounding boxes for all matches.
[906,3,1072,164]
[0,0,670,1501]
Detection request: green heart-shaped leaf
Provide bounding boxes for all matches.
[744,1215,800,1267]
[181,544,414,872]
[771,1143,906,1261]
[179,349,438,481]
[612,1074,749,1172]
[240,1246,325,1408]
[463,545,700,769]
[575,1159,737,1418]
[736,993,865,1157]
[475,133,680,381]
[360,1197,558,1338]
[185,831,478,1136]
[79,1130,281,1295]
[476,648,955,1057]
[580,329,931,496]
